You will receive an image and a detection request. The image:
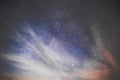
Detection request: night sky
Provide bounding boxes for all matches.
[0,0,120,80]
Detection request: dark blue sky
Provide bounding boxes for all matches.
[0,0,120,80]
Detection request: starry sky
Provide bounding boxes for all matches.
[0,0,120,80]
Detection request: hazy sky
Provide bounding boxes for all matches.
[0,0,120,80]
